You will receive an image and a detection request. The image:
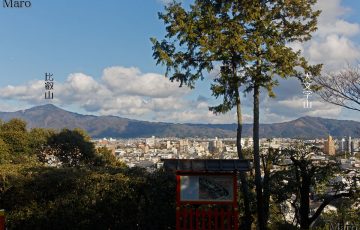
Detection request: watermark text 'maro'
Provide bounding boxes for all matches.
[3,0,31,8]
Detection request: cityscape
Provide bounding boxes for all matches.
[93,136,360,171]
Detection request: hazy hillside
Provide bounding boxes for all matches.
[0,104,359,138]
[0,104,235,138]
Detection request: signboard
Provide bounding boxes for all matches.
[171,162,241,229]
[179,174,235,203]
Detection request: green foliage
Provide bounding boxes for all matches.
[0,165,176,230]
[0,138,10,164]
[0,119,177,229]
[94,146,126,167]
[0,119,29,153]
[28,128,55,155]
[0,119,27,132]
[0,118,119,167]
[0,119,32,163]
[152,0,322,101]
[42,129,97,167]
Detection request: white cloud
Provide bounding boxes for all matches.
[315,0,350,23]
[259,96,343,123]
[315,19,360,38]
[53,67,191,118]
[0,80,44,103]
[0,66,240,124]
[0,102,24,112]
[155,110,237,124]
[102,66,188,98]
[67,73,102,93]
[286,0,360,72]
[308,34,360,63]
[302,0,360,68]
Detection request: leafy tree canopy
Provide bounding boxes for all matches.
[152,0,322,96]
[0,119,30,159]
[40,128,97,167]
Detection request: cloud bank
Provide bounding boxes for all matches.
[0,66,241,124]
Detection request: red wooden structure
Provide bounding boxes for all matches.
[176,172,238,230]
[162,159,252,230]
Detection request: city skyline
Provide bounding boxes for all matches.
[0,0,360,124]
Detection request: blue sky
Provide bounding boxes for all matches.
[0,0,359,124]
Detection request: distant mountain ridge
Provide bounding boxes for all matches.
[0,104,359,139]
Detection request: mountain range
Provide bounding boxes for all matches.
[0,104,359,139]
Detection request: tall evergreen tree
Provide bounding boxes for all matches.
[152,1,253,227]
[240,1,322,227]
[151,1,322,229]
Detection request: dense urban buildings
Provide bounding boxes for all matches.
[93,135,360,171]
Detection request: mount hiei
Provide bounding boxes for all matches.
[0,104,358,139]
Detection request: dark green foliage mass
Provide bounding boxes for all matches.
[0,119,30,157]
[0,119,176,230]
[94,146,127,167]
[0,165,176,230]
[0,138,10,164]
[28,128,54,155]
[42,128,97,166]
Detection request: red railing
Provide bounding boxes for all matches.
[176,207,238,230]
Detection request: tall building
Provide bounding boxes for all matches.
[340,138,346,152]
[166,140,171,149]
[324,135,336,155]
[209,137,223,153]
[344,136,354,154]
[179,139,189,153]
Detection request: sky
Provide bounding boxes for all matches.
[0,0,359,124]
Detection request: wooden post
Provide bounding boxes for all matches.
[201,209,206,230]
[0,210,5,230]
[189,209,194,230]
[227,209,231,230]
[214,209,219,230]
[234,207,239,230]
[196,209,200,230]
[220,209,225,230]
[207,209,212,230]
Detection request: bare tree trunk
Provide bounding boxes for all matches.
[299,174,311,229]
[235,88,252,230]
[253,83,266,230]
[262,151,271,224]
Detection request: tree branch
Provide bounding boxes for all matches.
[309,192,353,224]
